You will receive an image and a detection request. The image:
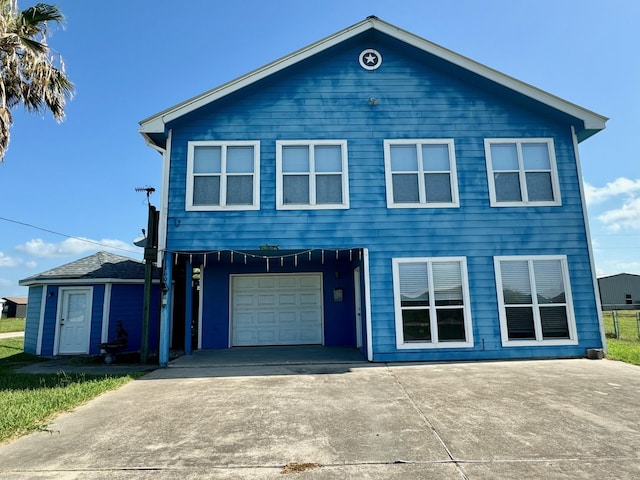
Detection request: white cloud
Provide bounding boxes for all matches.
[597,197,640,232]
[0,252,22,267]
[0,252,35,268]
[15,237,139,258]
[584,177,640,205]
[585,177,640,231]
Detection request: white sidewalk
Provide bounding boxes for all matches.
[0,331,24,339]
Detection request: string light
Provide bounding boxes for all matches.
[164,248,364,272]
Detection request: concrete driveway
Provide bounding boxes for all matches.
[1,348,639,479]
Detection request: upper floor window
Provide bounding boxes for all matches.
[384,139,459,208]
[276,140,349,210]
[186,141,260,211]
[485,138,560,207]
[494,255,577,346]
[392,257,473,349]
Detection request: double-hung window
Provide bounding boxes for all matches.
[186,141,260,211]
[393,257,473,349]
[494,255,577,346]
[276,140,349,209]
[485,138,560,206]
[384,139,459,208]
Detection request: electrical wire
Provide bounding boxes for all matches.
[0,215,140,255]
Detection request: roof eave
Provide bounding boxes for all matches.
[19,277,161,287]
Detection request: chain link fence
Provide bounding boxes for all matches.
[602,310,640,340]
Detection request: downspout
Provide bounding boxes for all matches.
[159,251,173,367]
[150,128,173,365]
[157,130,172,266]
[572,125,607,353]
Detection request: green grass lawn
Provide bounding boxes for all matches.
[600,310,640,366]
[0,337,143,444]
[602,310,640,340]
[0,317,25,334]
[606,339,640,366]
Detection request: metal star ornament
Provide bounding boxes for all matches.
[359,49,382,70]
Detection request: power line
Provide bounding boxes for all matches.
[0,215,140,255]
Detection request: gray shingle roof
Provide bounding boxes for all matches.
[19,251,160,285]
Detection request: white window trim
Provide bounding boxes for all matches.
[392,257,474,349]
[384,139,460,209]
[494,255,578,347]
[186,140,260,211]
[485,138,561,207]
[276,140,350,210]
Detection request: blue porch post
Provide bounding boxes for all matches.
[184,258,193,355]
[159,251,173,367]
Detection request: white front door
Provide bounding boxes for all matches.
[58,288,92,354]
[231,274,323,346]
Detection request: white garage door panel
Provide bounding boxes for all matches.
[231,274,323,346]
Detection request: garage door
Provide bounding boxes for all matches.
[231,274,323,346]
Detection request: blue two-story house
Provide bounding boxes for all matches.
[140,17,607,365]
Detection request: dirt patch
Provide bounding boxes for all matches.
[281,462,323,474]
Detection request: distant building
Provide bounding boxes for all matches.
[598,274,640,310]
[1,297,28,318]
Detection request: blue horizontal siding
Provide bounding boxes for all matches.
[40,286,59,356]
[201,259,357,349]
[107,284,160,354]
[30,283,160,357]
[89,285,105,355]
[23,286,43,354]
[163,31,601,361]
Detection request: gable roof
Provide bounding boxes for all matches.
[19,251,160,286]
[598,273,640,280]
[139,16,607,148]
[1,297,27,305]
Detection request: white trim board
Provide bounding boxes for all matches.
[20,278,160,287]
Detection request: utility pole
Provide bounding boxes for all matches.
[135,187,158,363]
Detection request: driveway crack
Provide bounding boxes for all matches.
[385,364,469,480]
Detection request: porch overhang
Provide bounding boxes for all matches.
[174,247,366,270]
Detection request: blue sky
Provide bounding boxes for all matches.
[1,0,639,297]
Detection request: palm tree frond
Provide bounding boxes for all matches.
[0,1,72,162]
[18,3,63,26]
[0,106,13,163]
[13,34,47,53]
